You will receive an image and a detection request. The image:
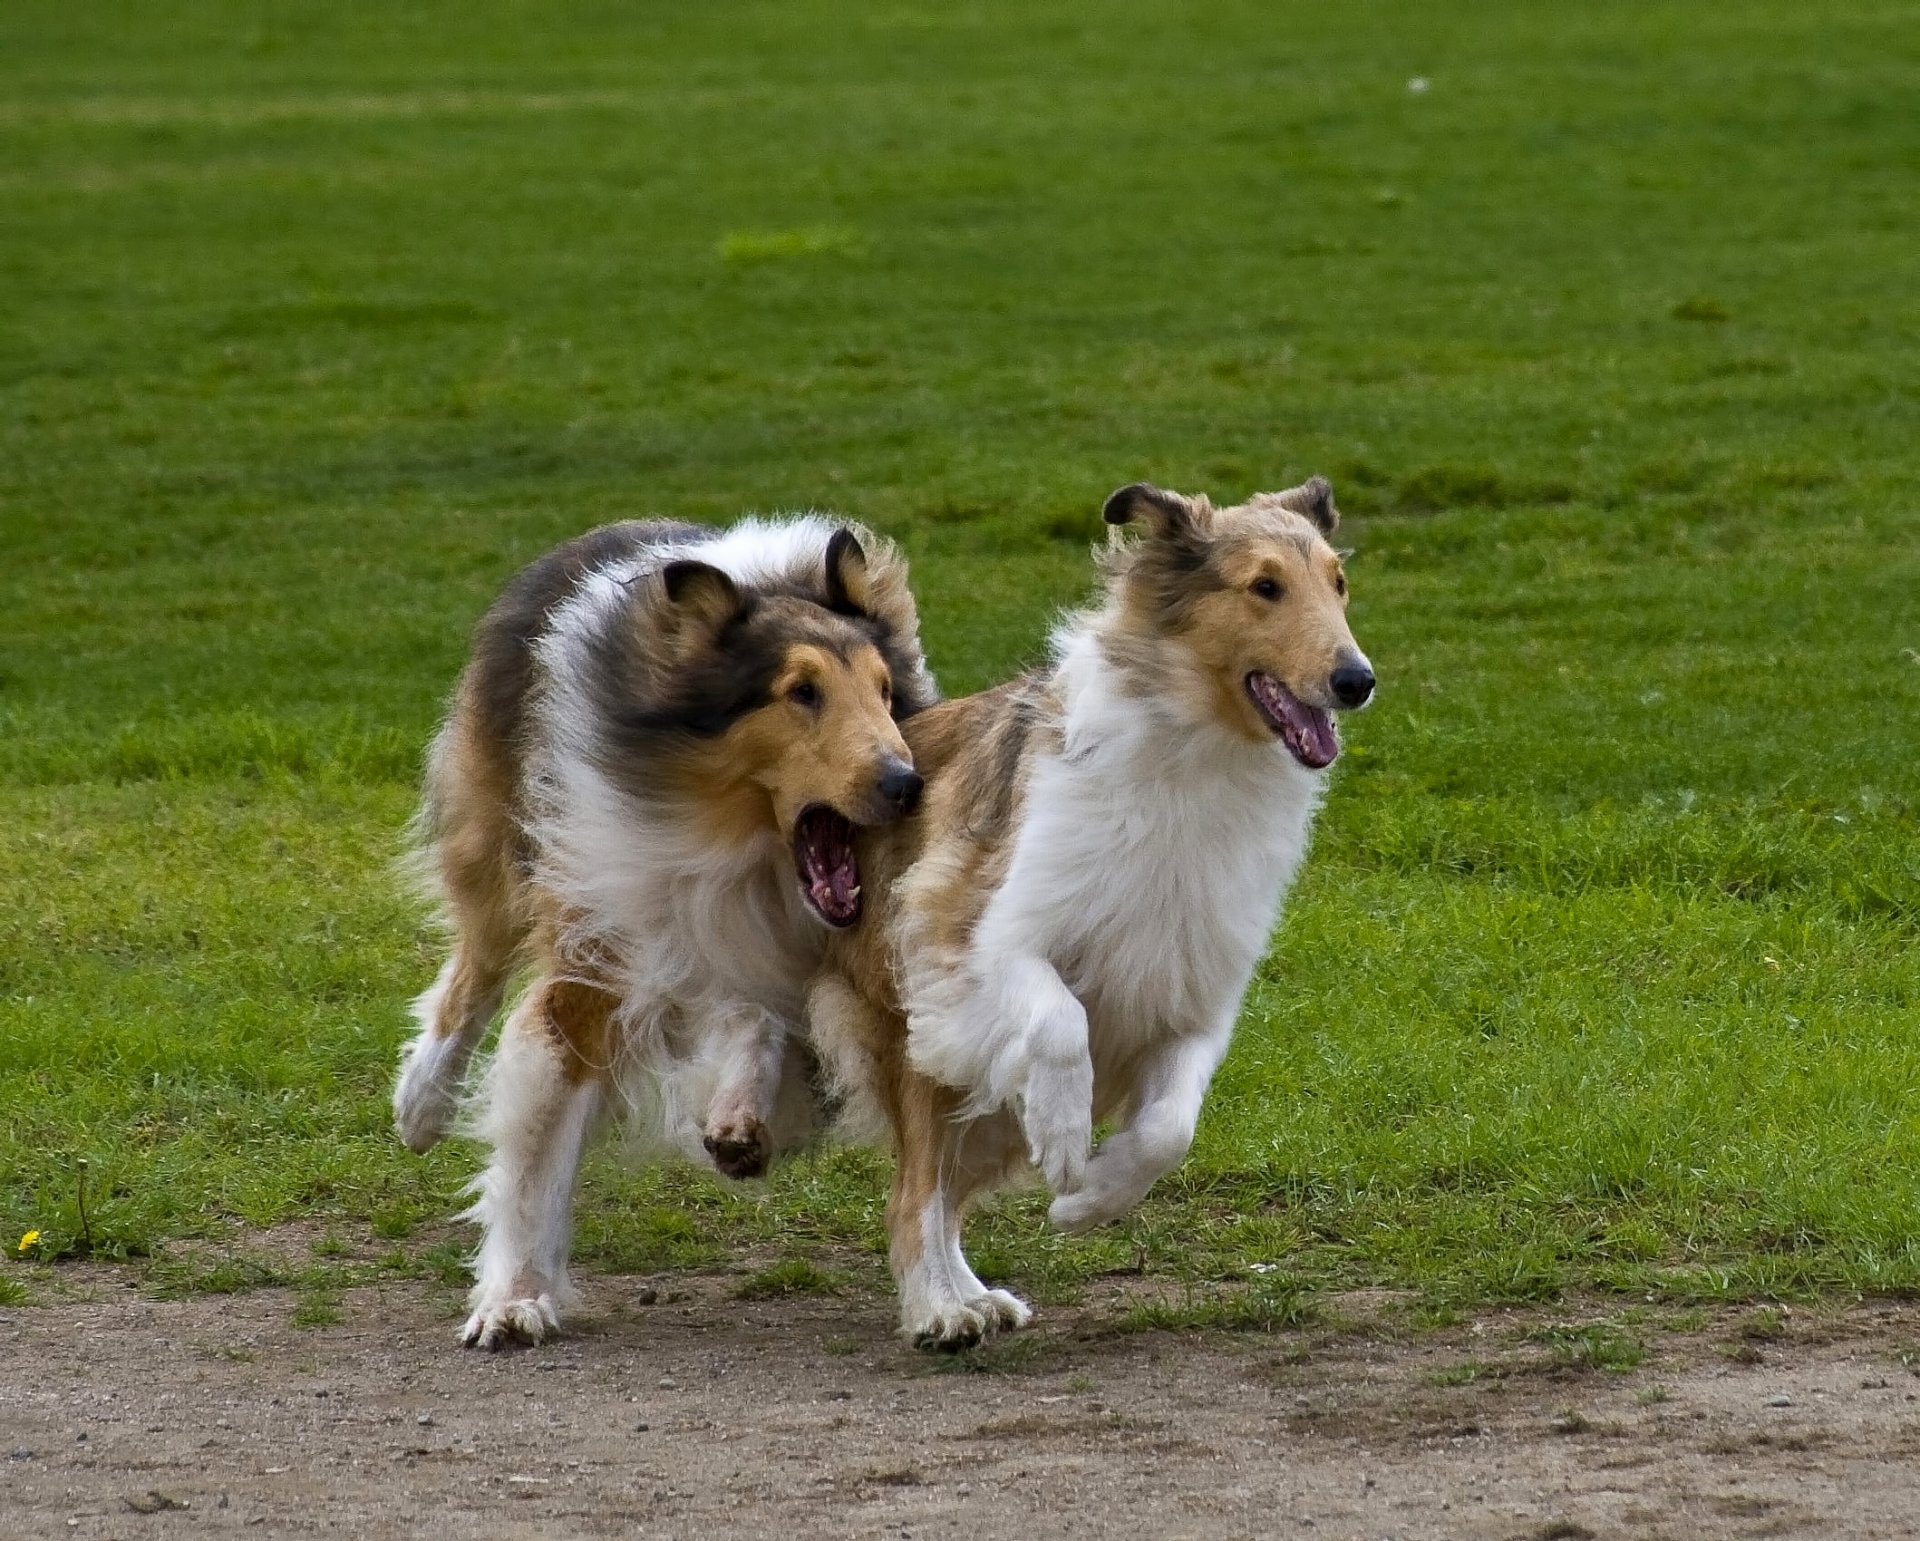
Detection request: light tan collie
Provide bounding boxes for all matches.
[810,479,1375,1346]
[391,516,936,1347]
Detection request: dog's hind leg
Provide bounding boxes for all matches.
[394,716,525,1153]
[394,933,515,1153]
[887,1073,1031,1349]
[461,976,615,1349]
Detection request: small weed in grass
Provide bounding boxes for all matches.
[1672,295,1731,322]
[718,226,863,264]
[0,1276,30,1307]
[1427,1359,1497,1388]
[1529,1324,1644,1374]
[416,1243,473,1288]
[919,1335,1068,1377]
[292,1290,343,1330]
[735,1257,839,1300]
[1738,1307,1789,1342]
[1636,1385,1671,1406]
[192,1341,256,1363]
[1121,1274,1317,1334]
[148,1254,290,1299]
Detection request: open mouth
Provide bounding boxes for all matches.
[793,804,861,928]
[1246,673,1339,769]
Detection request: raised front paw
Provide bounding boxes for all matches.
[1047,1186,1127,1235]
[1020,1052,1093,1196]
[460,1294,560,1350]
[702,1115,772,1180]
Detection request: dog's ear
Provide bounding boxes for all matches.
[823,527,871,616]
[656,559,743,637]
[1102,483,1201,542]
[1266,475,1339,536]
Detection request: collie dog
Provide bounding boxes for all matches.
[391,516,935,1347]
[810,479,1375,1346]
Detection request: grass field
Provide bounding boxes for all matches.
[3,0,1916,1315]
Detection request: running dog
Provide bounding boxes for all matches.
[391,515,936,1347]
[809,478,1375,1346]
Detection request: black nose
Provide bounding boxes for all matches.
[878,764,923,814]
[1329,661,1375,709]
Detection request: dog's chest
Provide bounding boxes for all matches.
[1015,751,1313,1048]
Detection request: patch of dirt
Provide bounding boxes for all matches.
[8,1264,1920,1539]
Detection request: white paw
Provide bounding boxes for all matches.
[460,1294,560,1350]
[1020,1060,1092,1195]
[393,1039,461,1154]
[1047,1187,1117,1234]
[905,1300,989,1351]
[974,1288,1034,1330]
[903,1290,1032,1350]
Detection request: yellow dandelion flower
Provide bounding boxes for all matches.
[18,1230,40,1253]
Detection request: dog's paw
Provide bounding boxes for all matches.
[906,1301,989,1352]
[973,1288,1034,1331]
[1022,1094,1092,1197]
[460,1295,560,1350]
[702,1116,772,1180]
[393,1039,460,1154]
[1019,1049,1093,1195]
[1047,1187,1124,1234]
[903,1290,1031,1351]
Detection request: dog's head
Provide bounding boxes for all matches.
[633,528,928,927]
[1099,478,1374,768]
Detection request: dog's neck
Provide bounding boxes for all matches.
[1051,608,1298,794]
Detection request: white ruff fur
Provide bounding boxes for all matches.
[902,612,1325,1235]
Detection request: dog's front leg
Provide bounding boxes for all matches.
[700,1002,788,1180]
[1048,1026,1230,1234]
[999,955,1095,1196]
[462,976,615,1347]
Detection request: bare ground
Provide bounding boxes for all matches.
[8,1255,1920,1541]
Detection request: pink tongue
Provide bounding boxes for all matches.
[1253,675,1338,768]
[803,820,859,918]
[1291,703,1338,767]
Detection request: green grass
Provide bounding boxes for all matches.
[734,1256,843,1300]
[2,1,1917,1311]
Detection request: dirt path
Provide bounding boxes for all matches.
[8,1264,1920,1540]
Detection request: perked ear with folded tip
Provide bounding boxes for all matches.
[656,559,744,638]
[822,527,872,616]
[1268,475,1339,537]
[1101,483,1200,541]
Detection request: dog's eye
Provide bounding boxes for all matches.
[1250,577,1283,601]
[788,681,822,709]
[1334,572,1348,596]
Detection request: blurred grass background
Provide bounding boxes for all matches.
[2,0,1916,1308]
